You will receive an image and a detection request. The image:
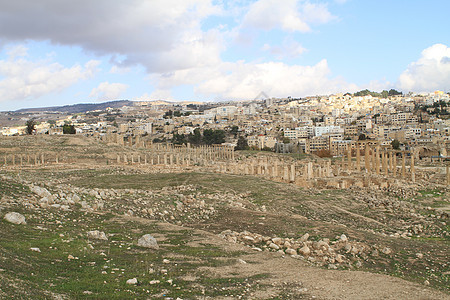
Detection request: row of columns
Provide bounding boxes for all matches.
[346,143,416,181]
[2,154,59,166]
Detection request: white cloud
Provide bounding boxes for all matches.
[89,82,129,101]
[151,59,357,100]
[109,65,131,75]
[0,51,99,102]
[6,44,28,59]
[0,0,223,73]
[398,44,450,92]
[243,0,336,32]
[262,39,307,59]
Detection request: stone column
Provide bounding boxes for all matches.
[290,164,295,182]
[356,142,360,172]
[364,144,370,173]
[347,144,352,172]
[117,155,121,164]
[138,155,141,164]
[410,153,415,182]
[401,152,406,178]
[135,135,140,148]
[308,162,314,179]
[393,153,397,176]
[447,164,450,186]
[41,154,45,165]
[375,145,380,175]
[284,166,289,181]
[383,151,388,176]
[124,154,128,163]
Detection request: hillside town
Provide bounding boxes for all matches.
[1,90,450,159]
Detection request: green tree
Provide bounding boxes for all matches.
[388,89,402,96]
[63,124,76,134]
[173,110,182,117]
[25,119,36,135]
[203,129,225,145]
[163,110,173,119]
[358,133,367,140]
[235,136,249,150]
[230,125,239,137]
[172,133,187,145]
[391,139,400,150]
[188,128,202,145]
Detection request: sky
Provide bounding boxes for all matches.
[0,0,449,111]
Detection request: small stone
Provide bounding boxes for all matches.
[285,248,297,256]
[68,255,75,260]
[238,259,247,264]
[30,247,41,252]
[126,278,138,285]
[150,280,160,285]
[163,259,170,264]
[416,253,423,259]
[272,237,282,245]
[4,212,26,225]
[339,234,348,242]
[300,233,310,242]
[137,234,159,249]
[328,264,338,269]
[424,280,430,286]
[268,242,280,250]
[381,247,392,255]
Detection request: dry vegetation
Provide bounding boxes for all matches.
[0,135,449,299]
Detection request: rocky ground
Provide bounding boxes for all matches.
[0,136,449,299]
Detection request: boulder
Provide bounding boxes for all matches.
[87,230,108,241]
[137,234,159,249]
[4,212,26,225]
[298,245,311,256]
[126,278,138,285]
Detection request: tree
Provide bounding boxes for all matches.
[235,136,249,150]
[358,133,367,140]
[388,89,402,96]
[203,129,225,145]
[173,110,182,117]
[63,124,76,134]
[172,133,187,145]
[391,139,400,150]
[163,110,173,119]
[230,125,239,137]
[282,137,290,144]
[188,128,202,145]
[25,119,36,135]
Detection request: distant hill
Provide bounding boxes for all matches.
[15,100,135,114]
